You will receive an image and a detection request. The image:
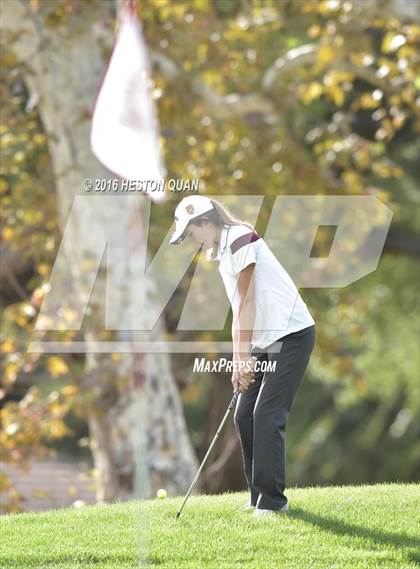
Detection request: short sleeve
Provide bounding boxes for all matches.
[229,230,259,275]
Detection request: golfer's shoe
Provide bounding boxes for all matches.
[252,502,289,518]
[242,501,256,511]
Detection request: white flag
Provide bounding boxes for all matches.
[91,2,166,202]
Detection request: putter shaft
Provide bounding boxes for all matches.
[176,389,240,519]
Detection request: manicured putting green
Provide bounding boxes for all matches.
[1,483,419,568]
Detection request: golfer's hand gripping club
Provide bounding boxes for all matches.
[232,355,257,393]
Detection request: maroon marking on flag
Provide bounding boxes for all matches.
[230,231,260,255]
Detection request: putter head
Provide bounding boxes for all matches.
[176,511,180,519]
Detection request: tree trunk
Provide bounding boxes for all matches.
[3,0,198,502]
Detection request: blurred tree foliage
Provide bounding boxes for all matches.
[1,0,419,511]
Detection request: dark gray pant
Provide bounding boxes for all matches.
[233,325,315,510]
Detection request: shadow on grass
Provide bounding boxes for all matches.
[290,508,420,566]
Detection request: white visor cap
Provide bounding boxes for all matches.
[170,195,215,245]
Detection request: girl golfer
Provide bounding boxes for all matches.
[170,195,315,517]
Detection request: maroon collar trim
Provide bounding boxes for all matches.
[230,231,260,255]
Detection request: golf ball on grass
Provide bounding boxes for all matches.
[157,488,167,499]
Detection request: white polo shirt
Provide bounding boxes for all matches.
[214,223,315,350]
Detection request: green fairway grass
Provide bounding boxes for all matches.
[1,483,419,568]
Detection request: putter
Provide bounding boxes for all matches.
[175,389,241,519]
